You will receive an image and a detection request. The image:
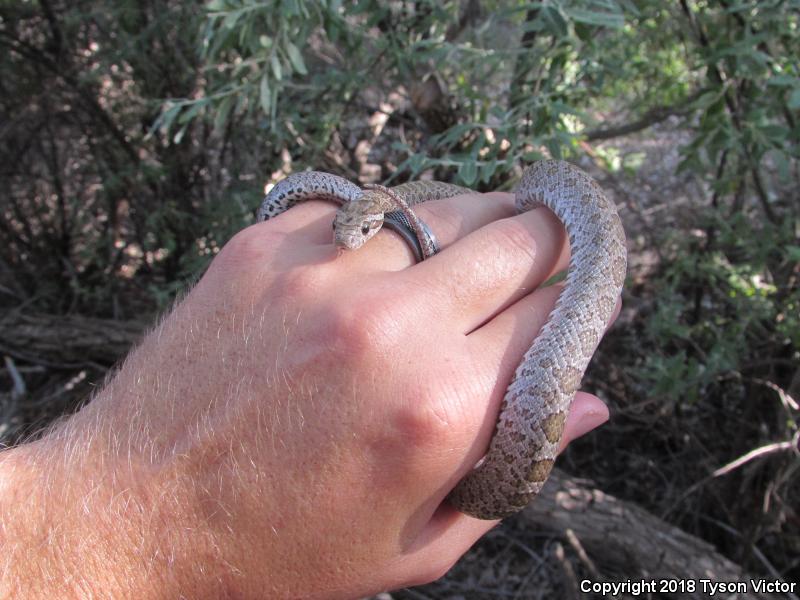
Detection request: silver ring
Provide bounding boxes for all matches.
[383,211,440,262]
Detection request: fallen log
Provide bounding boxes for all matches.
[0,311,144,368]
[521,469,777,600]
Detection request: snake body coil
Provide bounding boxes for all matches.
[258,161,627,519]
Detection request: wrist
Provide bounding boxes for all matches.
[0,406,222,598]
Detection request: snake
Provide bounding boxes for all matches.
[257,160,627,519]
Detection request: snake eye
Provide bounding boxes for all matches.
[361,224,370,235]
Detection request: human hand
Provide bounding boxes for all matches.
[0,189,619,599]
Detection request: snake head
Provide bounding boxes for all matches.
[332,201,384,251]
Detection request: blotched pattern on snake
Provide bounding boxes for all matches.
[257,160,627,519]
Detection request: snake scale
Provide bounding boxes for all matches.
[257,160,627,519]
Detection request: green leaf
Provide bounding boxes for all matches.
[565,7,624,29]
[788,87,800,110]
[206,0,227,11]
[437,123,471,147]
[458,161,477,186]
[539,6,568,37]
[270,54,282,80]
[771,149,790,182]
[285,42,307,75]
[758,124,787,144]
[173,123,189,144]
[766,75,799,87]
[259,75,271,114]
[148,102,182,137]
[690,90,723,111]
[522,149,546,163]
[177,101,204,124]
[479,160,498,184]
[214,95,234,131]
[270,84,278,123]
[550,100,585,118]
[222,9,243,30]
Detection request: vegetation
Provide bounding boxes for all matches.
[1,0,797,593]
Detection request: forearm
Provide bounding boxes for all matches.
[0,284,378,599]
[0,404,219,599]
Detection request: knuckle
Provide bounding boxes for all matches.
[318,303,374,358]
[275,263,330,301]
[320,290,404,360]
[385,385,454,452]
[217,224,286,268]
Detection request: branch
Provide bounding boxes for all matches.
[583,88,706,141]
[0,31,140,165]
[0,311,145,368]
